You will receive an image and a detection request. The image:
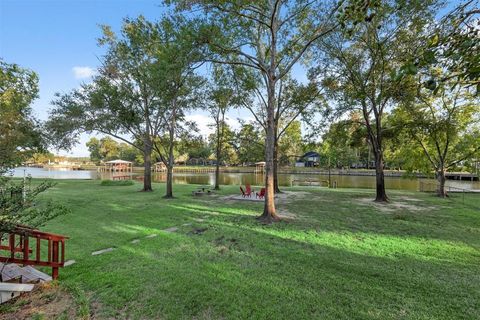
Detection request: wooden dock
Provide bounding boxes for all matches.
[445,172,479,181]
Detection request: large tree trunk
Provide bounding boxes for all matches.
[259,4,279,222]
[436,166,447,197]
[374,150,388,202]
[259,75,279,223]
[273,133,281,193]
[142,139,153,192]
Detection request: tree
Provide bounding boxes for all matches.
[235,73,324,192]
[0,60,66,235]
[118,143,142,164]
[313,0,439,202]
[277,120,303,166]
[206,67,241,189]
[320,114,368,169]
[30,152,55,165]
[86,137,139,163]
[86,138,102,163]
[178,135,211,163]
[234,121,265,165]
[208,121,237,164]
[151,16,206,198]
[0,60,43,169]
[168,0,356,222]
[48,16,177,192]
[410,0,480,93]
[396,78,480,197]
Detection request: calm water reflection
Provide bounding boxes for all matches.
[11,167,480,191]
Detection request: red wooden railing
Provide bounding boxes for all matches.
[0,225,68,280]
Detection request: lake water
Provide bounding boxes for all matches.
[10,167,480,191]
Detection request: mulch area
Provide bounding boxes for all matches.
[0,282,77,320]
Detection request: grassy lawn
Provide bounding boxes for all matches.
[10,180,480,319]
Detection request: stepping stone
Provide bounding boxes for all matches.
[20,266,52,283]
[145,234,158,238]
[131,239,140,244]
[0,283,34,304]
[163,227,178,233]
[64,260,76,267]
[91,248,115,256]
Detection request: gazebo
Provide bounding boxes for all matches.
[153,162,166,172]
[103,159,133,172]
[254,161,266,173]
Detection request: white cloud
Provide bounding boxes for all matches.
[72,66,97,79]
[185,113,254,138]
[185,114,214,137]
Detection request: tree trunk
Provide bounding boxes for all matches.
[437,167,447,198]
[214,158,220,190]
[164,112,176,198]
[259,3,279,222]
[142,139,153,192]
[165,164,173,198]
[374,150,388,202]
[259,76,279,223]
[273,134,281,193]
[164,140,174,198]
[214,111,224,191]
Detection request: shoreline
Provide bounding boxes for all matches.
[35,164,478,181]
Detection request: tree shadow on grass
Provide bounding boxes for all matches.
[170,196,480,250]
[72,219,480,320]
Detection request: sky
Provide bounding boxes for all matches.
[0,0,263,157]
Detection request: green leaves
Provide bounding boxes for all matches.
[0,178,69,233]
[422,50,437,64]
[1,60,68,232]
[402,63,418,76]
[0,60,44,169]
[428,34,439,47]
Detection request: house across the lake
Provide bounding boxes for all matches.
[295,151,320,167]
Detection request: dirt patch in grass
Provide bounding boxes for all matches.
[396,196,424,202]
[358,198,437,213]
[221,190,312,205]
[212,236,242,254]
[276,191,311,203]
[0,282,77,320]
[277,209,297,220]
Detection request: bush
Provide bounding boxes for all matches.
[0,175,69,233]
[100,180,134,186]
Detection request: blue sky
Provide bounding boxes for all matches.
[1,0,308,157]
[1,0,171,156]
[0,0,247,157]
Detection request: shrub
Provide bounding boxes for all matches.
[100,180,134,186]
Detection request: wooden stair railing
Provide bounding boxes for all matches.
[0,226,68,280]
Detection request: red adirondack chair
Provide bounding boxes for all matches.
[240,186,246,197]
[256,188,265,199]
[245,184,253,197]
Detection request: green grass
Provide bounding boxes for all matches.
[34,180,480,319]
